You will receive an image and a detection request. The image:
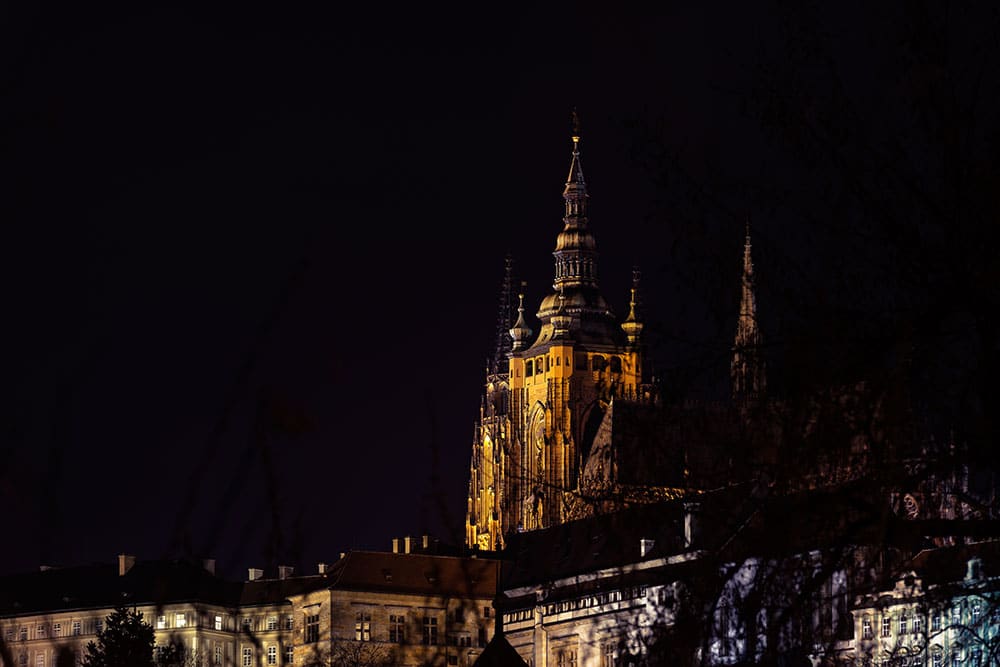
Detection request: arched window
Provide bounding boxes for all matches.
[591,355,606,371]
[610,356,622,373]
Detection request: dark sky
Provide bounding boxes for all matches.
[4,3,995,578]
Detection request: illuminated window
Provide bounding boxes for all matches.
[284,616,293,631]
[215,616,223,631]
[862,618,873,639]
[932,614,941,632]
[215,646,222,665]
[267,646,276,665]
[422,617,438,646]
[972,601,981,621]
[283,647,293,665]
[157,616,167,630]
[37,625,46,639]
[355,613,371,642]
[389,615,405,643]
[304,615,319,644]
[72,621,81,636]
[913,615,922,635]
[19,627,27,642]
[266,617,277,631]
[881,616,891,637]
[899,614,907,635]
[52,624,60,638]
[242,648,252,667]
[601,643,616,667]
[952,606,962,625]
[175,614,187,628]
[36,653,44,667]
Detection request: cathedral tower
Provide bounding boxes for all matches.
[732,223,766,401]
[465,123,645,550]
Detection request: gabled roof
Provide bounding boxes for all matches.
[240,575,330,606]
[325,552,500,599]
[471,632,529,667]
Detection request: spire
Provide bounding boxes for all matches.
[621,267,644,347]
[509,286,533,351]
[553,110,599,292]
[732,221,766,401]
[490,255,515,375]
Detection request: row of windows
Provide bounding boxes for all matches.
[861,601,995,640]
[238,615,293,633]
[240,645,293,667]
[4,620,90,642]
[865,645,984,667]
[4,612,296,642]
[518,354,627,377]
[349,613,488,648]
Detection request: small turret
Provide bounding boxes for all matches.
[509,291,533,351]
[621,267,644,347]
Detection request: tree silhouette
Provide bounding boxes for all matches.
[81,606,156,667]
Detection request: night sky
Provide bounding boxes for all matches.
[4,4,996,578]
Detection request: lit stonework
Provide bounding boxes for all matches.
[465,129,647,551]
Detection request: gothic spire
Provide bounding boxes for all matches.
[490,255,515,375]
[553,111,599,292]
[732,222,766,400]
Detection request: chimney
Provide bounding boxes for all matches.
[317,563,328,575]
[278,565,294,580]
[118,554,136,576]
[684,502,700,550]
[392,538,400,553]
[203,559,216,575]
[639,538,655,558]
[404,536,413,554]
[248,568,264,581]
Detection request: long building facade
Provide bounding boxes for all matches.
[0,548,499,667]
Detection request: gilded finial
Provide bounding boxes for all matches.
[571,108,581,145]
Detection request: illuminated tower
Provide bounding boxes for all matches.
[466,121,645,549]
[731,223,766,401]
